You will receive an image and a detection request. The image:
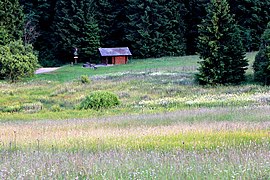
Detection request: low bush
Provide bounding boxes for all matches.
[80,75,91,84]
[51,104,61,112]
[0,105,22,113]
[79,91,120,110]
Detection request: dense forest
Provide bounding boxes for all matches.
[1,0,270,66]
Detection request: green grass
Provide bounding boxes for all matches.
[0,52,264,121]
[32,55,199,82]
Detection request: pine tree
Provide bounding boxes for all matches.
[0,0,24,40]
[197,0,248,85]
[253,22,270,85]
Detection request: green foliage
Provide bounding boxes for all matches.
[253,22,270,85]
[0,26,10,45]
[96,0,127,47]
[17,0,270,67]
[0,0,24,40]
[21,0,59,66]
[79,91,120,110]
[0,105,22,113]
[80,75,91,84]
[197,0,248,85]
[229,0,270,52]
[51,104,61,112]
[125,0,186,58]
[183,0,208,55]
[52,0,100,63]
[0,40,39,82]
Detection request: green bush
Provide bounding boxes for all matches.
[0,40,39,82]
[0,26,10,45]
[79,91,120,110]
[0,105,22,113]
[80,75,91,84]
[51,104,61,112]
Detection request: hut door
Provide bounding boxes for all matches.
[108,57,112,64]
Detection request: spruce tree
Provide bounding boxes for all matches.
[197,0,248,85]
[0,0,24,40]
[183,0,208,55]
[160,0,186,57]
[125,0,157,58]
[229,0,270,52]
[52,0,100,63]
[96,0,127,47]
[253,22,270,85]
[76,0,100,61]
[125,0,186,58]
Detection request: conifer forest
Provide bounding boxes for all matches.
[5,0,268,66]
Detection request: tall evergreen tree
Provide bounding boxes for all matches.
[125,0,157,58]
[197,0,248,85]
[229,0,270,52]
[125,0,186,58]
[52,0,100,63]
[183,0,208,55]
[0,0,24,40]
[253,22,270,85]
[76,0,100,61]
[156,0,186,57]
[96,0,127,47]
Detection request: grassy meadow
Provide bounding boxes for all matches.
[0,52,269,179]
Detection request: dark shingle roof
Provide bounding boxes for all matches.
[98,47,132,57]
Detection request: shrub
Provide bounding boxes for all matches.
[80,75,91,84]
[51,105,61,112]
[0,26,10,45]
[79,91,120,110]
[0,40,39,82]
[0,105,22,113]
[253,22,270,85]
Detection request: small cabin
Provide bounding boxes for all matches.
[98,47,132,65]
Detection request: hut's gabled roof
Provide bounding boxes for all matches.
[98,47,132,57]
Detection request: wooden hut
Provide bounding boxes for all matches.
[98,47,132,65]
